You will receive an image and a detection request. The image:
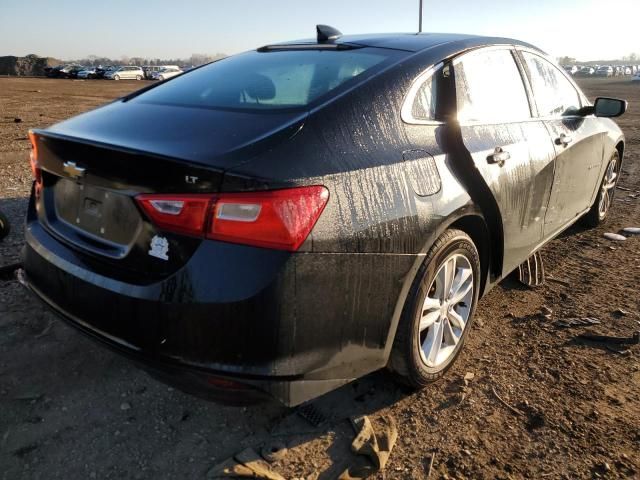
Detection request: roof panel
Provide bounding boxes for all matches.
[265,32,542,55]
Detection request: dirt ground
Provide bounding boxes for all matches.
[0,77,639,480]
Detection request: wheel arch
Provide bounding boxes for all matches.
[615,139,624,163]
[447,214,491,298]
[383,208,494,364]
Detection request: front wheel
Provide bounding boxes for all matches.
[136,75,142,80]
[158,76,164,81]
[582,150,620,228]
[389,229,481,387]
[113,75,120,81]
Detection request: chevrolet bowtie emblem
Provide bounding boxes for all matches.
[63,161,86,179]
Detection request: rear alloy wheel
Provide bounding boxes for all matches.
[114,75,120,81]
[582,150,620,227]
[159,76,164,81]
[390,229,480,387]
[419,253,474,367]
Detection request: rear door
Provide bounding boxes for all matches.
[517,50,606,238]
[453,47,556,275]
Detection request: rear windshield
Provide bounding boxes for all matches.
[132,48,399,111]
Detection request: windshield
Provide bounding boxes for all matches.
[132,48,399,111]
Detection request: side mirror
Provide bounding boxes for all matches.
[594,97,627,117]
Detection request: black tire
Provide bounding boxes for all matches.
[582,150,620,228]
[389,229,481,387]
[136,75,142,81]
[0,210,10,241]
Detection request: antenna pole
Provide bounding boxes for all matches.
[418,0,423,32]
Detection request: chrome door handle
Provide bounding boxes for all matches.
[556,134,573,146]
[487,147,510,166]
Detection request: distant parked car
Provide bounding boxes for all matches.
[152,67,184,81]
[143,65,180,80]
[595,66,613,77]
[95,66,115,79]
[66,65,87,79]
[632,72,640,82]
[576,66,595,76]
[563,65,578,75]
[45,65,65,78]
[104,66,144,80]
[624,66,632,75]
[77,67,98,79]
[59,64,82,78]
[49,64,80,78]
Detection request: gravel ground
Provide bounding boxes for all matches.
[0,77,639,479]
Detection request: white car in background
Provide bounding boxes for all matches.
[105,66,144,80]
[151,67,184,81]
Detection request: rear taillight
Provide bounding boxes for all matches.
[28,131,42,186]
[135,186,329,251]
[208,186,329,251]
[136,195,211,237]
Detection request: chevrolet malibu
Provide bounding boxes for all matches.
[22,27,626,406]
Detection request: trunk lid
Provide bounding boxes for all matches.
[44,100,307,167]
[31,102,306,281]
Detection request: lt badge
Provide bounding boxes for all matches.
[148,235,169,261]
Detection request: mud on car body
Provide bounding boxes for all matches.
[22,27,626,406]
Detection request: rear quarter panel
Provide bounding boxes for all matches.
[222,54,482,379]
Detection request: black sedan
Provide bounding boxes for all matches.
[22,27,626,406]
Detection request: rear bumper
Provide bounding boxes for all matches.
[20,270,272,405]
[23,198,418,405]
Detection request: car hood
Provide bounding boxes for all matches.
[44,99,308,169]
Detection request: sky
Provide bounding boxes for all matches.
[0,0,637,61]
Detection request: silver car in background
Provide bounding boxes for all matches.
[142,65,180,79]
[104,66,144,80]
[151,67,184,81]
[77,67,98,79]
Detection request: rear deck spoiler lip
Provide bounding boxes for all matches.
[29,128,224,172]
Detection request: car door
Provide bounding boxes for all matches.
[453,47,557,275]
[518,50,606,238]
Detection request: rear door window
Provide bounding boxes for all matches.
[521,52,581,117]
[454,49,531,123]
[132,48,402,111]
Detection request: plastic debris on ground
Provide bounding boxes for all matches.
[338,415,398,480]
[554,317,601,328]
[603,233,626,241]
[517,251,546,287]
